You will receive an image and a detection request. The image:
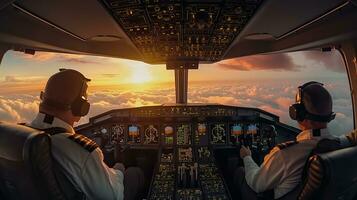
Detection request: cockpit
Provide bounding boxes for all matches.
[75,104,298,199]
[1,0,357,200]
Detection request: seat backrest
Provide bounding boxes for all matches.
[299,145,357,200]
[0,122,66,200]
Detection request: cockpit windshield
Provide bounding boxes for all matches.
[0,49,353,136]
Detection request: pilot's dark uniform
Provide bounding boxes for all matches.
[237,128,336,199]
[31,113,124,200]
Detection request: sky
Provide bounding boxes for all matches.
[0,49,353,136]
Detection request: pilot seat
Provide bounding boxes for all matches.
[0,122,80,200]
[297,141,357,200]
[278,138,357,200]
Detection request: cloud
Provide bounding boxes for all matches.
[302,50,345,73]
[216,50,345,73]
[0,80,353,136]
[4,76,19,82]
[58,57,101,64]
[0,95,39,123]
[217,54,302,71]
[16,51,108,65]
[2,75,45,83]
[275,97,293,109]
[101,74,121,78]
[20,52,56,61]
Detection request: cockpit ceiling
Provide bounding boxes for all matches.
[1,0,357,64]
[101,0,264,63]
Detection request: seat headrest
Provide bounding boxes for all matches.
[0,122,44,161]
[319,146,357,199]
[300,146,357,200]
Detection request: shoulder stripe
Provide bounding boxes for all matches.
[67,134,99,152]
[277,140,298,150]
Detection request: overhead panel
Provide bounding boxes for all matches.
[102,0,264,64]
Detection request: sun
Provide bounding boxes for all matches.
[129,62,152,84]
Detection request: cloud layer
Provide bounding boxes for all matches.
[0,80,353,136]
[217,50,345,73]
[218,54,301,71]
[17,51,111,65]
[301,50,345,73]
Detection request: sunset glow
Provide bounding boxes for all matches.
[128,61,152,84]
[0,50,353,136]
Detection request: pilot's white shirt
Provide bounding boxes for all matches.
[243,128,335,199]
[30,113,124,200]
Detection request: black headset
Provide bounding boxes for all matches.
[289,81,335,122]
[40,74,90,117]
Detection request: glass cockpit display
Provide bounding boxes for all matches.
[111,124,125,144]
[164,126,174,145]
[210,124,226,144]
[128,125,141,144]
[247,124,258,147]
[144,125,159,144]
[230,124,243,144]
[195,123,208,145]
[247,124,258,135]
[177,124,191,145]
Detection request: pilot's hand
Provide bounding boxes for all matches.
[240,146,251,159]
[113,162,126,173]
[346,129,357,146]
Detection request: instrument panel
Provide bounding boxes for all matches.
[100,0,265,63]
[90,122,266,147]
[84,104,279,147]
[76,105,296,199]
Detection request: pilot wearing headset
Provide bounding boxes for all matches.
[30,69,144,200]
[235,81,337,200]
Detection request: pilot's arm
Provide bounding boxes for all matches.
[240,146,285,193]
[81,148,124,200]
[338,129,357,147]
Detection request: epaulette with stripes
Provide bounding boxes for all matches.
[67,134,99,153]
[277,140,298,150]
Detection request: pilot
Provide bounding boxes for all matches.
[235,81,337,199]
[30,69,144,200]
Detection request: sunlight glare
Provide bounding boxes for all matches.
[128,61,152,84]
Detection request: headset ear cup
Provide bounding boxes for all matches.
[289,104,306,121]
[71,99,81,116]
[71,99,90,117]
[289,104,298,120]
[296,104,306,121]
[81,101,90,116]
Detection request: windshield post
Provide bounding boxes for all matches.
[175,68,188,104]
[340,43,357,129]
[167,60,198,104]
[0,45,9,65]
